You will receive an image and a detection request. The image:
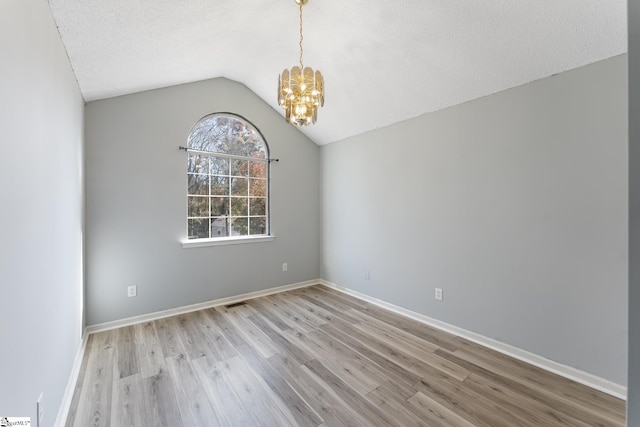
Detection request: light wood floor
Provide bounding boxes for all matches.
[65,284,625,426]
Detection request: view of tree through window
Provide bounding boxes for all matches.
[187,113,269,240]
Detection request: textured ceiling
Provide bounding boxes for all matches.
[49,0,627,145]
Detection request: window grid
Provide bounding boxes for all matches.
[186,113,269,240]
[187,155,268,239]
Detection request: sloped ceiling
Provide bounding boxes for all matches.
[49,0,627,145]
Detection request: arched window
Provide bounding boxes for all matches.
[186,113,269,241]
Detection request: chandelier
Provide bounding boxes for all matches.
[278,0,324,126]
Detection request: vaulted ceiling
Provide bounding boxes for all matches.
[49,0,627,145]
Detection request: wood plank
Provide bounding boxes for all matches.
[248,297,293,331]
[140,369,184,427]
[365,386,432,427]
[191,356,256,427]
[88,329,116,353]
[281,327,380,395]
[307,328,410,395]
[216,301,258,318]
[347,307,441,353]
[258,294,319,332]
[111,374,145,427]
[304,358,397,426]
[197,310,237,361]
[312,286,369,309]
[358,302,459,352]
[247,313,315,364]
[461,373,591,427]
[292,293,371,327]
[450,336,626,422]
[268,353,371,426]
[72,349,114,427]
[165,353,220,427]
[434,348,621,427]
[222,308,280,358]
[218,355,298,427]
[319,321,422,391]
[414,373,527,427]
[271,293,328,328]
[290,290,363,324]
[407,390,478,427]
[134,321,166,378]
[155,316,186,358]
[321,316,453,382]
[174,312,219,361]
[234,343,323,427]
[205,307,246,346]
[352,320,471,381]
[113,325,139,379]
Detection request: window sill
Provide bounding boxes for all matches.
[181,235,275,249]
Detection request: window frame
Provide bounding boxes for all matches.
[181,112,273,248]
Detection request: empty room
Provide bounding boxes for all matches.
[2,0,640,426]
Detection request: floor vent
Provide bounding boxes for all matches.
[224,301,247,309]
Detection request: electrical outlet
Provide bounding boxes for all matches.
[364,271,370,280]
[128,285,137,297]
[282,263,288,272]
[37,392,43,427]
[435,288,443,301]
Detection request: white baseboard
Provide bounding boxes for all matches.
[319,279,627,400]
[85,279,320,335]
[55,331,88,427]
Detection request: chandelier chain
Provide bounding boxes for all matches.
[299,1,304,69]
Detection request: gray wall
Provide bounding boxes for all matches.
[0,0,85,424]
[85,79,320,325]
[629,0,639,423]
[321,55,628,385]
